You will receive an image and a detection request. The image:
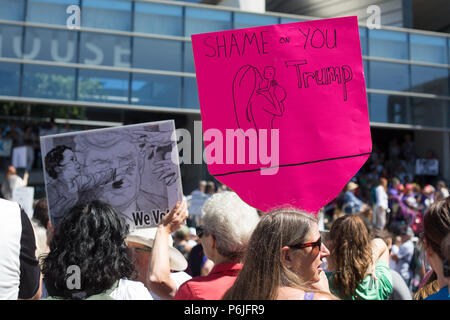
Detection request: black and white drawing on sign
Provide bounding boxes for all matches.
[233,65,287,135]
[40,120,183,229]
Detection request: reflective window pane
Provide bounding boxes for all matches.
[80,33,131,67]
[183,77,199,109]
[131,74,181,107]
[369,93,409,124]
[359,27,367,56]
[185,8,231,37]
[27,0,73,26]
[184,42,195,73]
[133,38,181,72]
[134,3,183,36]
[368,29,408,60]
[280,18,304,24]
[22,65,75,100]
[369,61,409,91]
[0,62,20,96]
[0,0,25,21]
[78,69,129,104]
[24,27,77,63]
[82,0,131,31]
[0,25,23,58]
[410,34,448,64]
[411,98,448,128]
[410,65,448,95]
[233,13,278,29]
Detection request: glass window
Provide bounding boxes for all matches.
[359,27,367,56]
[368,29,408,60]
[22,65,75,100]
[369,93,409,124]
[410,98,448,128]
[410,65,448,95]
[27,0,74,26]
[363,60,369,87]
[185,8,231,37]
[23,27,77,62]
[80,33,130,67]
[134,3,183,36]
[184,42,195,73]
[78,69,129,104]
[0,0,25,21]
[0,25,23,58]
[183,77,199,109]
[280,18,304,24]
[82,0,131,31]
[0,62,20,96]
[131,74,181,107]
[369,61,409,91]
[233,13,278,29]
[410,34,448,64]
[133,37,182,72]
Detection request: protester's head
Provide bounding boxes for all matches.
[345,181,358,193]
[33,197,49,229]
[198,191,259,264]
[400,226,415,242]
[44,145,80,180]
[371,228,393,251]
[42,200,136,299]
[5,165,17,178]
[379,177,388,190]
[223,209,329,300]
[423,198,450,279]
[436,180,446,191]
[205,181,215,195]
[327,215,372,297]
[74,131,143,210]
[198,180,207,193]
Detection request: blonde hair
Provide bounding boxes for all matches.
[223,209,322,300]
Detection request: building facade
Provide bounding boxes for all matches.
[0,0,449,192]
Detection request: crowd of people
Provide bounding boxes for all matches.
[0,125,449,301]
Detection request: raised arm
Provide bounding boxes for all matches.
[148,201,188,299]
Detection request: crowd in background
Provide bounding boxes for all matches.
[0,122,449,301]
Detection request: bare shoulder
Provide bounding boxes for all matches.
[276,287,305,300]
[314,292,338,300]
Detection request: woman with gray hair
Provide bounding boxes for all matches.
[174,191,260,300]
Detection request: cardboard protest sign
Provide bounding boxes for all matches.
[40,120,183,229]
[12,186,35,219]
[191,16,372,214]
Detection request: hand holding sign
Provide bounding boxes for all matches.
[192,16,371,214]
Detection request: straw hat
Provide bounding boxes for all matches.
[347,181,359,191]
[126,227,187,271]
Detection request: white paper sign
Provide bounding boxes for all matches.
[415,159,439,176]
[0,138,13,157]
[12,146,27,168]
[40,120,183,229]
[12,187,35,219]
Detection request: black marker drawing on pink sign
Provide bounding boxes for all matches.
[233,65,287,136]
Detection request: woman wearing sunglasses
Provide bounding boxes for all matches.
[223,209,336,300]
[326,215,393,300]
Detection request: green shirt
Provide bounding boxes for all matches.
[326,260,393,300]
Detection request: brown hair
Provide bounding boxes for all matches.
[5,165,17,179]
[423,197,450,260]
[328,215,373,297]
[222,209,319,300]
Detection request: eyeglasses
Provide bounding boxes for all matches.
[196,226,208,238]
[289,237,322,253]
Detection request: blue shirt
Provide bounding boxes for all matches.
[425,286,449,300]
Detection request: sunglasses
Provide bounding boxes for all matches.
[196,226,208,238]
[289,237,322,252]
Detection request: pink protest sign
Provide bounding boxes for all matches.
[191,16,372,214]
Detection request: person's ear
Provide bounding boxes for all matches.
[281,246,294,269]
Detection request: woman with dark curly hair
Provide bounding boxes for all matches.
[326,215,393,300]
[42,200,151,300]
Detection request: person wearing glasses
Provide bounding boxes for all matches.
[223,209,336,300]
[326,215,393,300]
[422,197,450,300]
[174,191,260,300]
